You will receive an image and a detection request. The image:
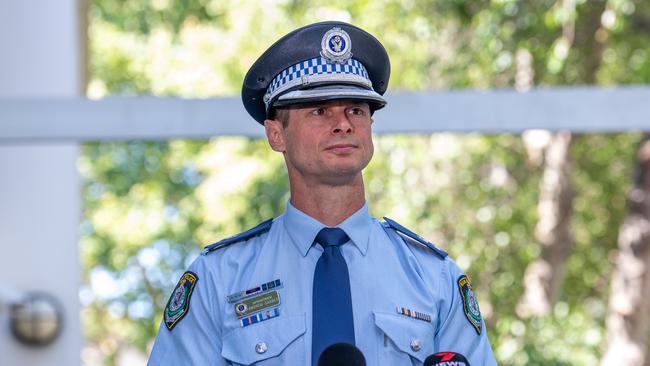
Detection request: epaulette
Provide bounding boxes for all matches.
[382,217,448,259]
[202,219,273,255]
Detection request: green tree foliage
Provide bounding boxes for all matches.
[83,1,649,365]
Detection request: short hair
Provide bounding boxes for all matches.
[272,108,290,128]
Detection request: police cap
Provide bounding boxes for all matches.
[242,21,391,125]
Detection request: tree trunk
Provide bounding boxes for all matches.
[517,131,574,317]
[517,0,608,319]
[601,134,650,365]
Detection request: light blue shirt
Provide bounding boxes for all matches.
[148,201,497,365]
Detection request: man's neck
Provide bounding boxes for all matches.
[289,175,366,227]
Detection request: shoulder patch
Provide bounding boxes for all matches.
[202,219,273,255]
[458,274,482,335]
[382,217,448,259]
[164,271,198,331]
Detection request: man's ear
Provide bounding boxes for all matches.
[264,119,286,152]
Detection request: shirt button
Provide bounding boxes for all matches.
[255,342,268,354]
[410,339,422,352]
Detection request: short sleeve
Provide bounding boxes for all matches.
[147,256,226,366]
[435,259,498,366]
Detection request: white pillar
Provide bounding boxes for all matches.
[0,1,83,365]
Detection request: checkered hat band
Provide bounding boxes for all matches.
[264,57,372,104]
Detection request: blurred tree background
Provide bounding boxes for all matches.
[80,0,650,365]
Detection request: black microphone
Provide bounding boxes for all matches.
[424,351,471,366]
[317,343,366,366]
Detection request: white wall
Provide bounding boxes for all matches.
[0,1,82,365]
[0,144,81,365]
[0,0,82,96]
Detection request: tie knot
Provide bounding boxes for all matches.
[315,228,350,247]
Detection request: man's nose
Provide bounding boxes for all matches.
[331,110,353,134]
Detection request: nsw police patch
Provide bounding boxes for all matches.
[457,275,482,335]
[164,271,198,331]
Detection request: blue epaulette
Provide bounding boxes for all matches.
[382,217,448,259]
[202,219,274,255]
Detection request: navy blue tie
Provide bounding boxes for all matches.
[311,227,355,366]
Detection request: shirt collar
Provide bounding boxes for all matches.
[283,200,372,257]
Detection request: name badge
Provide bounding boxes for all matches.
[234,291,281,318]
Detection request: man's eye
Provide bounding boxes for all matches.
[349,108,366,116]
[311,108,326,115]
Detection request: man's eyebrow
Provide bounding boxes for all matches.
[350,103,370,108]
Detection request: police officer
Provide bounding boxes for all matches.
[148,21,497,365]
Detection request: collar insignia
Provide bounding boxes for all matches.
[382,217,448,259]
[202,219,273,255]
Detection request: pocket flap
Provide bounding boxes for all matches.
[373,311,434,362]
[222,314,306,365]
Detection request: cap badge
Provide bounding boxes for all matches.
[321,27,352,64]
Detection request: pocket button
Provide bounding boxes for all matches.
[255,342,268,354]
[410,339,422,352]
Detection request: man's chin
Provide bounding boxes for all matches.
[325,154,370,169]
[321,164,368,183]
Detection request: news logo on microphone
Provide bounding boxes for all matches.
[424,351,470,366]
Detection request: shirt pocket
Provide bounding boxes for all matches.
[373,311,435,365]
[221,314,306,365]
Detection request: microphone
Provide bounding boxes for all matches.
[317,343,366,366]
[424,351,471,366]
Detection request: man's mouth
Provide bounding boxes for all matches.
[325,143,358,154]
